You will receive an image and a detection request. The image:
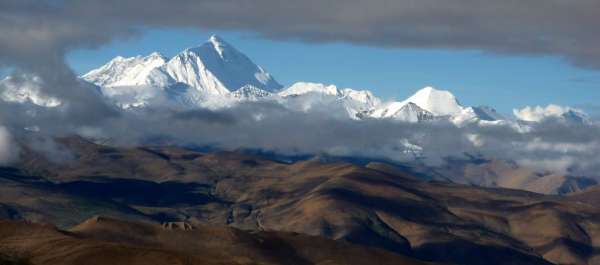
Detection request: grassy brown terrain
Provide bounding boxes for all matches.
[1,137,599,264]
[407,158,597,195]
[0,216,430,265]
[568,186,600,206]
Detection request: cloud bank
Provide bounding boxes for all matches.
[2,0,600,70]
[2,87,599,178]
[513,105,588,122]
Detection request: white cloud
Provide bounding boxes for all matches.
[513,104,587,122]
[0,74,62,107]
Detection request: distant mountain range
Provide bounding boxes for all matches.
[1,35,589,126]
[0,35,597,196]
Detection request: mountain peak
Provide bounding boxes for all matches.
[406,86,463,116]
[82,52,168,87]
[83,32,282,97]
[207,34,229,58]
[209,34,225,44]
[395,102,435,122]
[279,82,341,97]
[412,86,452,99]
[418,86,436,93]
[147,52,166,59]
[164,34,282,93]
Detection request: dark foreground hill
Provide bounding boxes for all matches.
[0,216,430,265]
[1,137,600,264]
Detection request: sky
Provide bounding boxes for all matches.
[65,28,600,116]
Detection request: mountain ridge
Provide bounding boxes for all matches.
[4,139,600,265]
[78,35,511,124]
[2,34,590,126]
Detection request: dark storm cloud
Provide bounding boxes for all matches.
[2,0,600,69]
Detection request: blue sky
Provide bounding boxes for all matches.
[64,28,600,116]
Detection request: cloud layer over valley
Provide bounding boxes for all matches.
[2,83,600,181]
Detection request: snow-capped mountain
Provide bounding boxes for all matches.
[450,106,506,125]
[231,85,273,101]
[361,102,434,122]
[3,34,592,128]
[278,82,381,118]
[278,82,341,97]
[403,86,462,116]
[159,35,282,94]
[82,35,281,109]
[75,36,542,125]
[82,52,168,87]
[369,87,459,120]
[366,86,502,124]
